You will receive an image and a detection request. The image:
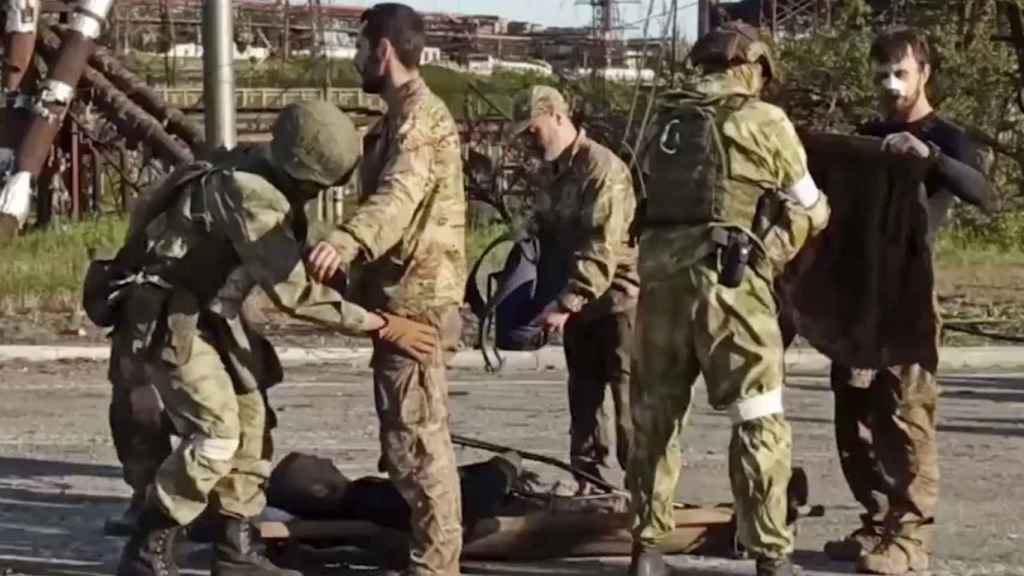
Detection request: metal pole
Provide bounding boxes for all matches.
[698,0,711,38]
[670,0,678,76]
[202,0,236,151]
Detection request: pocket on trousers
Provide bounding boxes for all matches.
[374,354,430,427]
[160,290,200,367]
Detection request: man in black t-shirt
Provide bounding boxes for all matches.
[822,29,990,575]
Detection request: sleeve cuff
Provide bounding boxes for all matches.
[558,291,586,314]
[326,229,364,268]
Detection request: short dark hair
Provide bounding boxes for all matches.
[360,3,425,69]
[870,28,931,69]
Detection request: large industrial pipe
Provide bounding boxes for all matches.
[202,0,236,151]
[3,0,40,92]
[0,0,114,232]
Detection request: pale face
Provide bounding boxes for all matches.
[874,48,929,117]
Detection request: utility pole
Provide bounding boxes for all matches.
[202,0,236,151]
[670,0,678,76]
[698,0,711,38]
[282,0,290,61]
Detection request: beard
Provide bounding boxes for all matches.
[883,81,924,117]
[361,70,386,94]
[358,54,386,94]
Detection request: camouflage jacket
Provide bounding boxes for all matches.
[326,76,467,320]
[531,129,639,316]
[638,69,814,283]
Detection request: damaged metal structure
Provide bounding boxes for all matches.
[0,0,115,235]
[0,0,209,241]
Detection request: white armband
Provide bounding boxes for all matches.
[783,172,821,208]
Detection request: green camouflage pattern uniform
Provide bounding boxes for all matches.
[106,145,275,508]
[124,145,376,527]
[515,86,639,483]
[324,76,466,576]
[629,66,828,560]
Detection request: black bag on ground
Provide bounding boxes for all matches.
[267,451,520,531]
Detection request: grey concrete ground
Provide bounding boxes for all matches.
[0,358,1021,576]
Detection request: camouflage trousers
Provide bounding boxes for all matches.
[372,308,463,576]
[563,309,635,481]
[629,262,793,559]
[149,331,272,525]
[831,361,939,537]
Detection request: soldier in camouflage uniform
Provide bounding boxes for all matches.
[627,23,830,576]
[304,4,466,575]
[106,101,438,576]
[103,145,272,539]
[508,85,639,494]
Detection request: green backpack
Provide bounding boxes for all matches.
[640,94,765,234]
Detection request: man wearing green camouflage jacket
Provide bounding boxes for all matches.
[304,4,467,575]
[627,23,830,576]
[508,85,639,495]
[111,101,438,576]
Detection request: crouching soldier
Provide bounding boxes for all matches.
[86,101,438,576]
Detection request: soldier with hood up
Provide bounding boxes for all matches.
[626,23,830,576]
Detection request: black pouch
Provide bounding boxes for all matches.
[720,232,751,289]
[82,256,130,327]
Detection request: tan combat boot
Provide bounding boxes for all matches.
[856,520,932,574]
[824,515,884,561]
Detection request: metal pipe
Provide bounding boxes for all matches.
[698,0,711,38]
[0,0,113,231]
[202,0,236,151]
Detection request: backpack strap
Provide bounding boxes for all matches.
[464,230,543,372]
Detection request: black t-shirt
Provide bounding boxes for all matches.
[857,113,988,242]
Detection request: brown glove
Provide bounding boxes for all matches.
[375,312,439,364]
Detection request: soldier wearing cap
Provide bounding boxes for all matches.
[303,4,467,575]
[509,85,639,495]
[626,22,830,576]
[111,101,438,576]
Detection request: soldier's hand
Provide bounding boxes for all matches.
[881,132,931,159]
[374,312,439,364]
[306,241,344,283]
[541,310,571,335]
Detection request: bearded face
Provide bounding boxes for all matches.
[874,49,929,118]
[354,30,387,95]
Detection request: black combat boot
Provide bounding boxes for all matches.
[628,543,670,576]
[212,515,301,576]
[116,506,181,576]
[756,555,795,576]
[105,490,147,537]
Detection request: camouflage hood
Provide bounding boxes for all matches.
[663,63,765,107]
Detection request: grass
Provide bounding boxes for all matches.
[0,216,511,315]
[4,211,1024,322]
[0,216,127,314]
